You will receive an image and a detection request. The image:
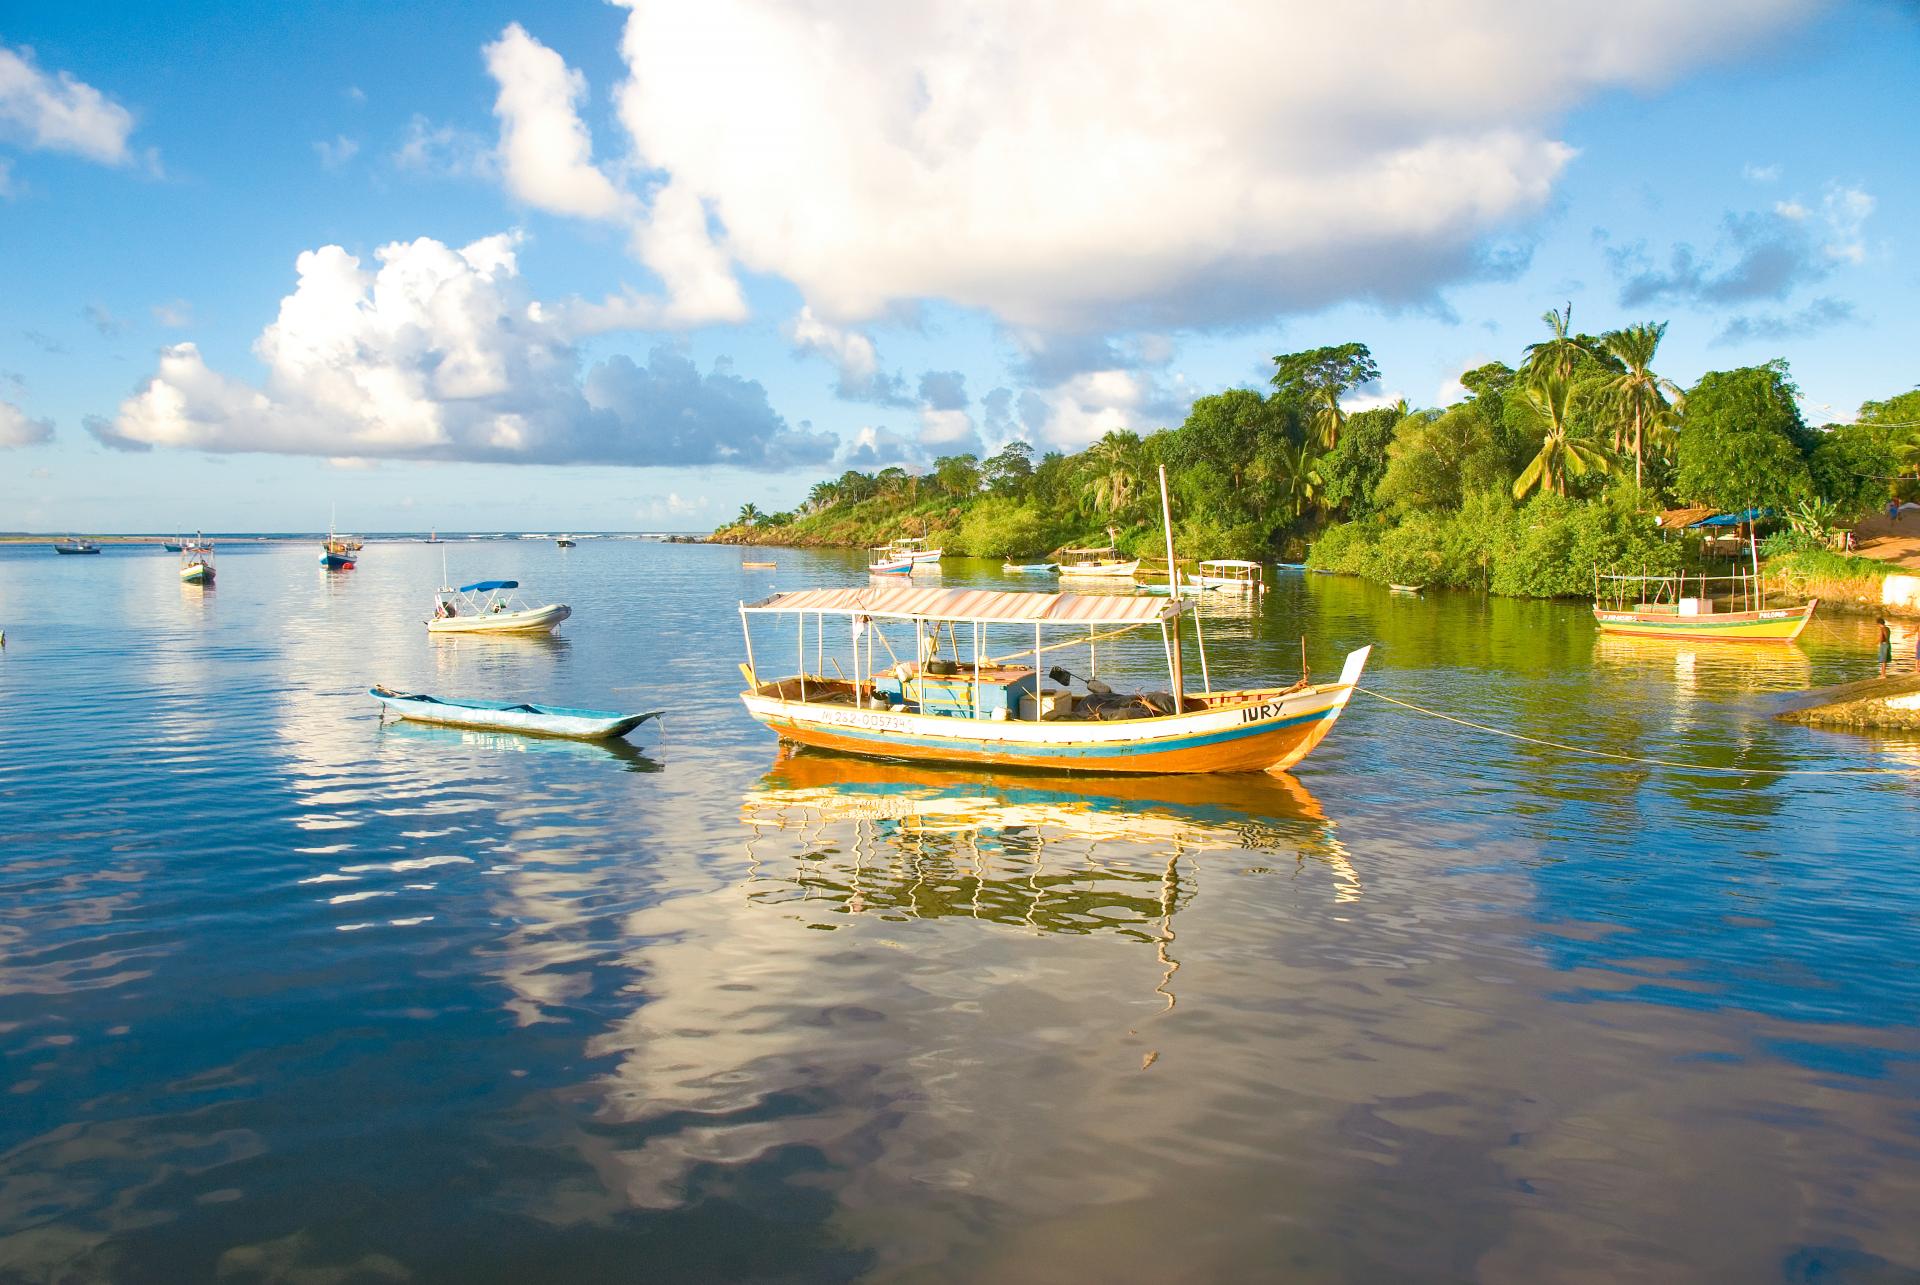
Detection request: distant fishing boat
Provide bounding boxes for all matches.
[868,546,915,575]
[1191,560,1266,595]
[556,534,577,548]
[884,536,942,565]
[1388,583,1423,595]
[427,579,571,635]
[369,686,660,741]
[1002,562,1058,573]
[1275,562,1307,571]
[320,510,361,569]
[52,538,100,555]
[743,560,776,569]
[162,539,184,552]
[1055,544,1139,579]
[179,542,215,585]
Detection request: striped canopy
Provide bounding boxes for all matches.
[744,584,1178,627]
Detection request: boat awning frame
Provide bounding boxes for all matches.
[743,584,1180,627]
[458,580,519,592]
[1199,559,1263,569]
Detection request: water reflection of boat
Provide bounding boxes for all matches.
[1592,633,1813,694]
[739,748,1359,935]
[374,716,662,770]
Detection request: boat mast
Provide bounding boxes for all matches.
[1157,465,1184,708]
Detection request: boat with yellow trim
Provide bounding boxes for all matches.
[737,581,1369,775]
[179,541,215,585]
[1593,567,1815,642]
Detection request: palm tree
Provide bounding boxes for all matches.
[1270,438,1325,520]
[1087,431,1141,517]
[1511,372,1614,499]
[736,502,763,526]
[1600,322,1684,490]
[1524,302,1592,382]
[1310,384,1346,451]
[806,480,840,513]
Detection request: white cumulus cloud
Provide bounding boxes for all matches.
[92,232,833,469]
[482,23,745,326]
[785,306,912,406]
[0,398,54,447]
[0,42,137,164]
[603,0,1816,331]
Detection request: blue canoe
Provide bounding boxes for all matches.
[370,686,661,740]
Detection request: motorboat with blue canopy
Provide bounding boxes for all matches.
[428,579,572,635]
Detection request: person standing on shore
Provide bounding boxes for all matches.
[1877,617,1893,677]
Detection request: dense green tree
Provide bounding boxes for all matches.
[982,441,1035,496]
[1270,343,1378,450]
[932,454,981,498]
[1858,389,1920,488]
[1599,322,1683,490]
[1319,405,1399,519]
[1512,372,1614,499]
[1808,422,1897,518]
[1673,362,1813,510]
[1376,404,1506,512]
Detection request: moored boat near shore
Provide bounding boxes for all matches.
[179,542,215,584]
[1594,565,1816,643]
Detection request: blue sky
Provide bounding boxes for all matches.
[2,0,1915,532]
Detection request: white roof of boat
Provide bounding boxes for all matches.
[745,584,1178,626]
[1200,559,1262,569]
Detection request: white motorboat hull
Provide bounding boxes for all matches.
[427,603,572,635]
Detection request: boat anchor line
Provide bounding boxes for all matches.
[1355,686,1920,777]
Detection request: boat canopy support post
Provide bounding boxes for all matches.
[1157,465,1185,709]
[1192,596,1210,693]
[739,604,758,691]
[1034,622,1043,720]
[797,613,807,704]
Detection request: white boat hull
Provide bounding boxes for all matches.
[1057,560,1141,579]
[427,603,572,634]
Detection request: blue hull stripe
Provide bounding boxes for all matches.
[762,704,1335,760]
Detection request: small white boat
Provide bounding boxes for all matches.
[1003,562,1058,573]
[885,537,942,565]
[427,580,572,634]
[556,534,577,548]
[868,547,915,575]
[370,686,660,740]
[1189,560,1265,594]
[1056,545,1139,579]
[1388,583,1424,595]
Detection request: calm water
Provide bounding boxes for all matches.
[2,540,1917,1283]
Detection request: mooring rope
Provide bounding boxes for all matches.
[1354,686,1920,777]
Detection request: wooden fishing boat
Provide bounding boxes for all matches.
[427,580,571,634]
[1192,559,1265,595]
[885,536,943,565]
[737,582,1369,775]
[1275,562,1307,571]
[1055,545,1139,579]
[369,685,660,740]
[52,538,100,555]
[162,540,184,552]
[1003,562,1058,573]
[1594,556,1815,643]
[179,543,215,585]
[742,560,776,569]
[1388,583,1423,595]
[868,546,915,575]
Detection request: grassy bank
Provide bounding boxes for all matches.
[1765,548,1905,616]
